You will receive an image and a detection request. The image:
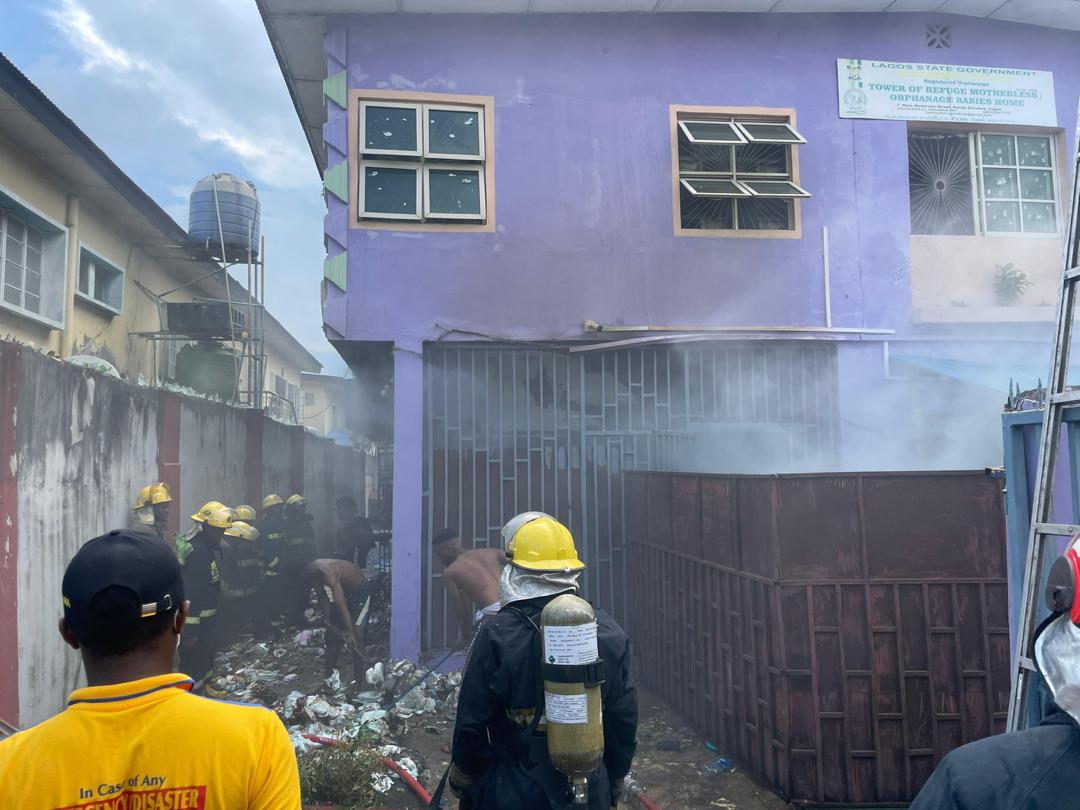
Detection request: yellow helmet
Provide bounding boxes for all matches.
[286,494,307,507]
[133,485,153,510]
[504,514,584,572]
[205,506,237,529]
[191,500,227,523]
[224,520,259,541]
[262,494,283,510]
[234,504,257,522]
[148,483,173,505]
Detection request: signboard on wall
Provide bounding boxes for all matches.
[837,59,1057,127]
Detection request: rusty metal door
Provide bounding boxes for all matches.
[422,341,839,650]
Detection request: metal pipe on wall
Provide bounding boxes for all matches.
[55,195,79,357]
[823,225,833,328]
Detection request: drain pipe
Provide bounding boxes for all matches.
[822,225,832,328]
[56,194,79,356]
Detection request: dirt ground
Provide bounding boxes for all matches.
[207,587,793,810]
[399,687,792,810]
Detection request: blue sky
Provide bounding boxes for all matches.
[0,0,344,373]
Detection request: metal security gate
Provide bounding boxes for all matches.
[422,341,839,650]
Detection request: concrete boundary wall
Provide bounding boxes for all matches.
[0,341,370,728]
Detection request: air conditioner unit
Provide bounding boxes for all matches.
[164,302,245,339]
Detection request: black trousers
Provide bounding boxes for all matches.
[180,617,220,689]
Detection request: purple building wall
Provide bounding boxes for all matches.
[321,12,1080,659]
[324,13,1080,342]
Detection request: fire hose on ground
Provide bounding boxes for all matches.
[301,733,434,805]
[301,733,661,808]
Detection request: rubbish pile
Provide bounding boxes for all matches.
[297,741,385,809]
[203,630,460,804]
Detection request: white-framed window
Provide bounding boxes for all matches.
[0,190,67,328]
[76,246,124,315]
[274,373,287,398]
[908,129,1059,236]
[286,382,300,419]
[359,100,486,223]
[676,113,809,232]
[2,213,43,317]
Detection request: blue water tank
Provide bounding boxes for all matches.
[188,173,260,260]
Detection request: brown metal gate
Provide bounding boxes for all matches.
[627,470,1009,805]
[422,341,840,650]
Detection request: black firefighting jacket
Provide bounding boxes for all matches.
[181,535,222,628]
[910,708,1080,809]
[450,595,638,810]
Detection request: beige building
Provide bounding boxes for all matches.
[300,372,356,438]
[0,54,319,407]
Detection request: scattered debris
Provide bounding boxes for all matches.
[203,623,457,808]
[296,741,384,809]
[704,757,734,777]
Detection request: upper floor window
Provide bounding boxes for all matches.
[2,214,43,317]
[908,129,1059,237]
[77,246,125,316]
[0,189,67,328]
[672,107,809,237]
[355,94,492,226]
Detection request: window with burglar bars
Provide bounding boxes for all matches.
[908,129,1060,236]
[357,94,491,224]
[1,212,44,318]
[673,107,809,235]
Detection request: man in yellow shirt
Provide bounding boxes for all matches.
[0,529,301,809]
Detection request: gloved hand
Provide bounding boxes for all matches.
[448,763,473,799]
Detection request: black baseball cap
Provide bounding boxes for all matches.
[62,530,184,636]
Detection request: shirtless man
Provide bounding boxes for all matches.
[307,558,370,679]
[433,528,507,646]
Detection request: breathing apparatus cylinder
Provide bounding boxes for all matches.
[541,593,606,805]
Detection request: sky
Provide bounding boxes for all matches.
[0,0,345,373]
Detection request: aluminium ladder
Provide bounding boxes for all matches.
[1007,103,1080,732]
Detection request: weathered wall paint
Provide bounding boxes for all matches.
[0,343,22,726]
[262,419,296,505]
[15,348,159,726]
[178,398,249,526]
[1,341,370,726]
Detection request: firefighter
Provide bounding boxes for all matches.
[257,494,289,633]
[283,494,317,623]
[178,503,235,690]
[910,534,1080,808]
[220,520,263,644]
[175,499,226,565]
[444,513,638,810]
[235,504,257,524]
[129,482,172,543]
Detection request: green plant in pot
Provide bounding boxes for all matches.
[994,263,1032,306]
